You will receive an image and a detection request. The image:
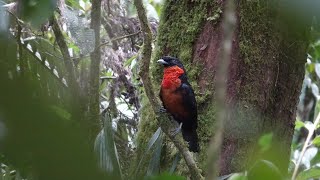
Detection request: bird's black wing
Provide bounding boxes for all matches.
[178,82,198,127]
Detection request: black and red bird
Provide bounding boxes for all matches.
[158,56,199,152]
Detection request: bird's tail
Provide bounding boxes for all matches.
[182,128,199,152]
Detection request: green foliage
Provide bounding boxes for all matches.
[20,0,56,26]
[0,37,110,180]
[296,168,320,180]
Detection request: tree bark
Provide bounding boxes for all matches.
[136,0,310,177]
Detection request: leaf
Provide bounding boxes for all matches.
[169,153,181,174]
[258,133,273,152]
[311,150,320,166]
[248,160,282,180]
[146,127,162,151]
[313,136,320,146]
[218,173,234,180]
[135,127,162,177]
[315,63,320,79]
[66,0,85,10]
[124,54,138,67]
[311,83,319,99]
[295,119,305,130]
[0,4,9,33]
[94,113,122,177]
[20,0,57,26]
[50,105,71,120]
[228,173,247,180]
[146,132,163,176]
[296,168,320,180]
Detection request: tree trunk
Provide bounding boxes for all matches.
[136,0,310,177]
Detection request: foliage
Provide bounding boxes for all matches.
[2,0,320,180]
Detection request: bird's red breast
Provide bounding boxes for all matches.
[161,66,185,89]
[160,66,188,119]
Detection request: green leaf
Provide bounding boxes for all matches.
[147,131,163,176]
[124,54,138,67]
[135,127,162,177]
[311,152,320,166]
[20,0,57,26]
[248,160,282,180]
[66,0,85,10]
[295,119,305,130]
[312,136,320,146]
[94,114,122,177]
[296,168,320,180]
[50,105,71,120]
[258,133,273,152]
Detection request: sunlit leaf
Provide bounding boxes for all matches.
[124,54,138,67]
[295,119,305,130]
[312,136,320,146]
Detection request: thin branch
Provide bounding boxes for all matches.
[206,0,236,179]
[133,0,203,179]
[292,111,320,180]
[97,31,141,49]
[50,15,78,92]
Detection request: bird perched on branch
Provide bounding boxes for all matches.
[158,56,199,152]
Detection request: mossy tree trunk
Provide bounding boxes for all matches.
[136,0,310,177]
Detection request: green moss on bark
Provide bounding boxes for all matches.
[134,0,221,176]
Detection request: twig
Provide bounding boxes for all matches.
[291,111,320,180]
[97,31,141,49]
[206,0,236,179]
[133,0,203,179]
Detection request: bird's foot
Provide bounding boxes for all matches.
[159,106,167,113]
[170,123,183,136]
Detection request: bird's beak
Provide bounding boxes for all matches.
[157,59,169,65]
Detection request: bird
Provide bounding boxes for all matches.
[157,56,199,152]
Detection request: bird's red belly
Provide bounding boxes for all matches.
[161,88,188,119]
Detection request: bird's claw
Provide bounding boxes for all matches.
[159,106,167,113]
[170,123,183,136]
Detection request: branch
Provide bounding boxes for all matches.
[292,111,320,180]
[50,15,79,95]
[97,31,141,50]
[87,0,103,142]
[133,0,203,179]
[206,0,236,179]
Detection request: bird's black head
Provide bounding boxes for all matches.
[157,56,184,69]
